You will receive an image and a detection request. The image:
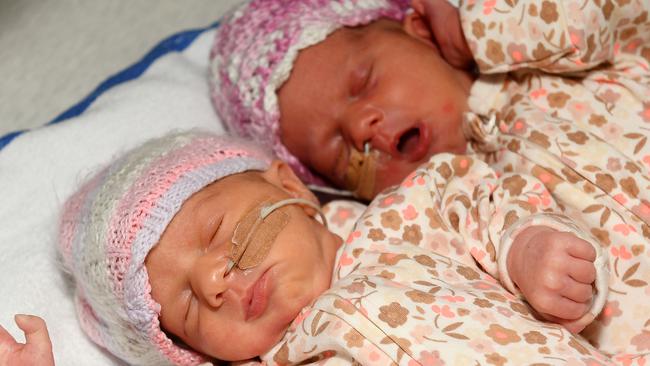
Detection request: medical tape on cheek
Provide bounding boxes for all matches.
[229,201,289,272]
[344,143,378,201]
[227,198,328,273]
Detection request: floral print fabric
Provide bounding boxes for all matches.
[322,200,368,242]
[262,155,622,365]
[462,0,650,360]
[258,0,650,364]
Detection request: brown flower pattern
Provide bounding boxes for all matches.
[381,209,402,231]
[367,228,386,242]
[540,1,559,24]
[343,329,364,348]
[402,224,423,245]
[567,131,588,144]
[378,302,409,328]
[524,331,547,345]
[485,40,506,64]
[486,352,508,366]
[486,324,521,345]
[472,19,485,39]
[502,175,527,196]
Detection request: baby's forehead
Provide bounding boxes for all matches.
[338,18,397,41]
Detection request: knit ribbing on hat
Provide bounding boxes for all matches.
[210,0,409,185]
[59,131,272,365]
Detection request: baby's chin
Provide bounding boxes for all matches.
[234,309,302,360]
[275,289,320,325]
[208,321,288,362]
[374,163,419,192]
[269,281,326,332]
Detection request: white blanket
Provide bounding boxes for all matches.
[0,29,223,365]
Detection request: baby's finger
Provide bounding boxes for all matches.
[560,281,593,303]
[566,239,596,261]
[560,308,597,334]
[14,315,52,353]
[545,297,590,320]
[0,323,18,347]
[559,316,592,334]
[567,259,597,284]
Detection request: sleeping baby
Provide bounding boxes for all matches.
[210,0,650,360]
[3,130,644,365]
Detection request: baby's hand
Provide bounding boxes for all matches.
[0,315,54,366]
[507,226,597,333]
[410,0,474,69]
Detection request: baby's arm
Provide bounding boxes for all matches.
[415,0,650,74]
[0,315,55,366]
[422,154,606,332]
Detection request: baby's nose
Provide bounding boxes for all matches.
[191,256,230,309]
[346,105,412,159]
[346,105,383,152]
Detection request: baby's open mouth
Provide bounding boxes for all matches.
[396,125,429,162]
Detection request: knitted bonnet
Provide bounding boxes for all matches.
[209,0,410,184]
[58,131,272,365]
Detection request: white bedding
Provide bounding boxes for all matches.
[0,28,224,365]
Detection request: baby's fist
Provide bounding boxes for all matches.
[507,226,597,330]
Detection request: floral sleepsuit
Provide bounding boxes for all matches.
[256,0,650,364]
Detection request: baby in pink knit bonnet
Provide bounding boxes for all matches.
[0,131,342,365]
[59,131,342,365]
[210,0,474,201]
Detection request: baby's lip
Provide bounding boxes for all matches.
[392,122,432,163]
[243,268,271,321]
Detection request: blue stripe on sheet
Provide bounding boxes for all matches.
[0,21,219,152]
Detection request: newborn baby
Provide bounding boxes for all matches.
[3,130,620,365]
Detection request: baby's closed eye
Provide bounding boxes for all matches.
[349,62,374,98]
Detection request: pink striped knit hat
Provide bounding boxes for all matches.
[209,0,409,184]
[58,131,272,365]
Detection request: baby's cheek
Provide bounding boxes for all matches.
[374,160,418,193]
[441,100,456,115]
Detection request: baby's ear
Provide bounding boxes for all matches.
[262,160,319,205]
[402,6,435,46]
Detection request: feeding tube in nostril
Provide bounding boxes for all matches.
[345,141,378,201]
[226,198,328,274]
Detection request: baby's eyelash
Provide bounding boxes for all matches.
[364,65,374,86]
[205,216,224,252]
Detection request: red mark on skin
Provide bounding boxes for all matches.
[442,100,455,114]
